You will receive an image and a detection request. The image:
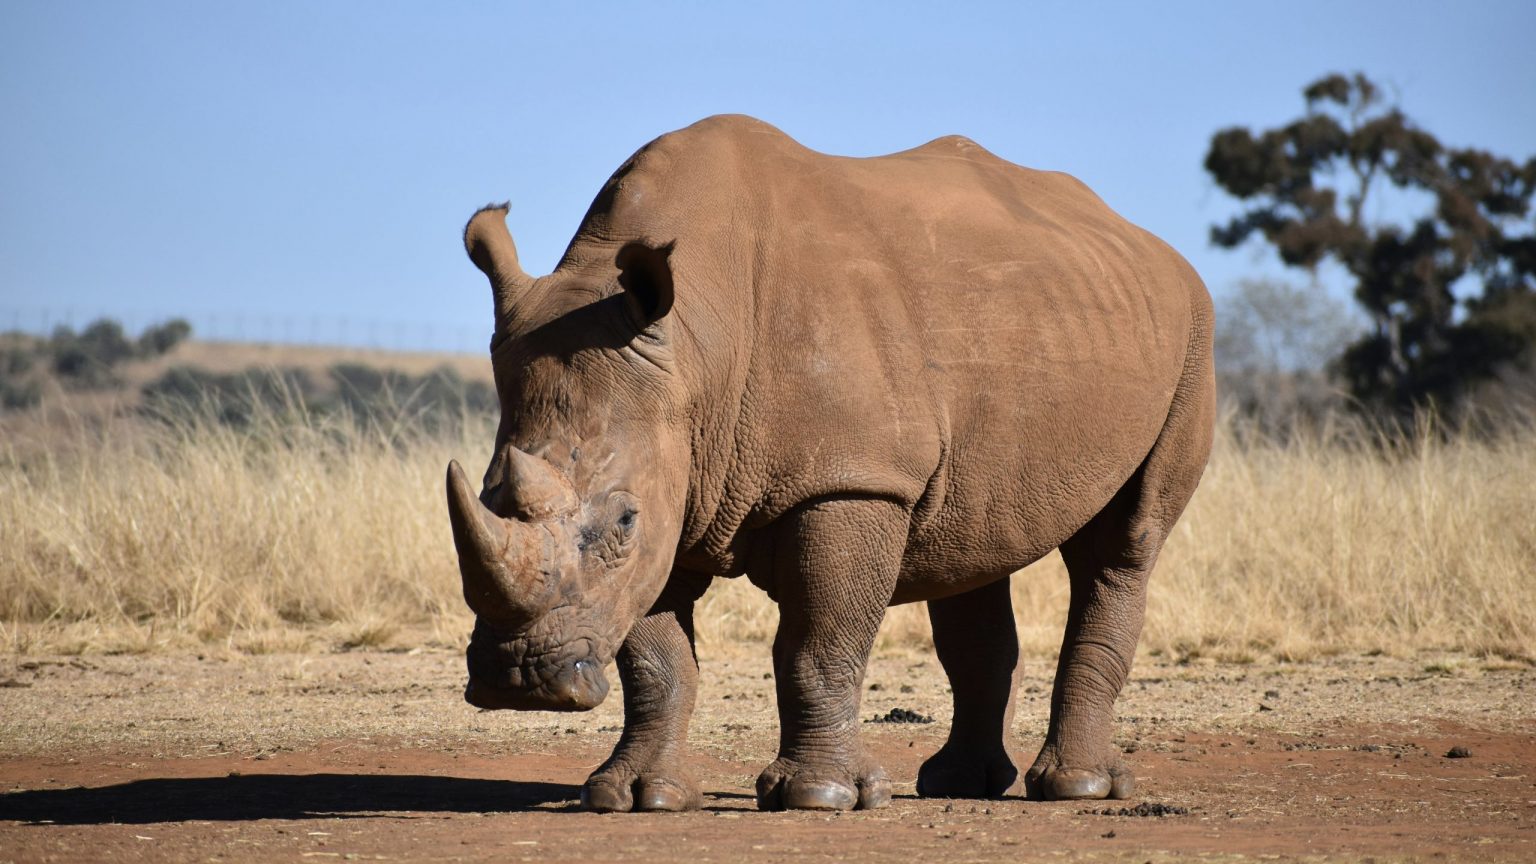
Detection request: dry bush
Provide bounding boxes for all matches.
[3,398,1533,662]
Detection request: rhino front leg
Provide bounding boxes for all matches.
[917,577,1024,798]
[755,498,904,812]
[582,571,710,812]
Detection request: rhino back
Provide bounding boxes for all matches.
[567,116,1207,591]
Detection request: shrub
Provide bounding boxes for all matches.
[137,318,193,357]
[330,363,496,435]
[2,345,36,377]
[141,366,317,428]
[49,319,139,389]
[1,376,42,411]
[139,362,495,437]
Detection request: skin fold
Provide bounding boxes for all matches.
[446,114,1215,812]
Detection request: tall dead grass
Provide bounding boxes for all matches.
[3,400,1532,661]
[1141,416,1536,662]
[0,400,473,654]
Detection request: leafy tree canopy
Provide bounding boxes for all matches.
[1205,72,1536,417]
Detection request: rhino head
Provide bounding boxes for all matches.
[448,205,685,712]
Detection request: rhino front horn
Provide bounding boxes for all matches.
[446,459,559,625]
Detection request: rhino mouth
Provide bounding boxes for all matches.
[464,658,609,711]
[464,624,612,712]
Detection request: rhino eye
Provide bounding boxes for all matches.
[617,509,637,533]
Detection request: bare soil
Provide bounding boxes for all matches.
[2,650,1532,862]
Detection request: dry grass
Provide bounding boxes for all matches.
[3,399,1533,663]
[1141,416,1536,663]
[0,400,474,655]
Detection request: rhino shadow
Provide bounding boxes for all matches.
[0,774,578,825]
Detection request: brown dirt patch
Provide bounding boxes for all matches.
[2,651,1532,862]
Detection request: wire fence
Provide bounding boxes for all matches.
[0,305,487,355]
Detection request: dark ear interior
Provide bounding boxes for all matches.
[615,240,675,326]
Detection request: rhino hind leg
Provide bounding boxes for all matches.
[1024,515,1148,802]
[582,572,710,812]
[1027,333,1215,802]
[916,577,1025,798]
[755,497,906,812]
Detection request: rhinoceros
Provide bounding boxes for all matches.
[446,115,1213,813]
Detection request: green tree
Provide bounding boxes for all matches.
[1204,72,1536,418]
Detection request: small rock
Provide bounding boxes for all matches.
[1445,745,1472,758]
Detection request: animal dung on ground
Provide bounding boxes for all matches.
[866,707,933,724]
[1086,802,1191,817]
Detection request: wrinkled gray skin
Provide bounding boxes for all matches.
[448,115,1214,813]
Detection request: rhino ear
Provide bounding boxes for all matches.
[615,240,675,326]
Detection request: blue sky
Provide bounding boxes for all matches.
[3,1,1533,352]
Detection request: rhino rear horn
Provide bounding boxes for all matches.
[502,447,579,522]
[446,459,559,625]
[464,204,534,318]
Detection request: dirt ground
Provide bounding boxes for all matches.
[1,649,1532,863]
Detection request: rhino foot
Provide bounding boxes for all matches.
[1024,751,1135,801]
[581,764,701,812]
[916,743,1021,798]
[755,756,891,811]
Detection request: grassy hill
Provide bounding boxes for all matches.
[2,320,494,453]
